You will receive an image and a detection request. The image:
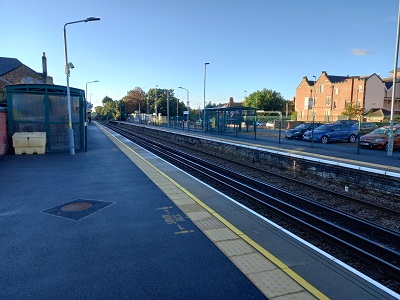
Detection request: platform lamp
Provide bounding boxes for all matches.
[64,16,100,155]
[84,80,98,152]
[178,86,189,129]
[203,62,210,130]
[86,80,99,109]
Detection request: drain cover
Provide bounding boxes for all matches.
[42,199,114,221]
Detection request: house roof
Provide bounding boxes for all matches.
[0,57,23,76]
[326,75,348,83]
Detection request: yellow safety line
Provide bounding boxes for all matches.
[98,124,329,300]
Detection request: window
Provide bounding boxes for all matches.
[320,85,324,93]
[345,100,350,107]
[357,99,361,107]
[313,97,317,106]
[324,109,330,116]
[300,110,304,119]
[304,97,312,109]
[333,101,337,109]
[358,85,362,93]
[325,96,331,105]
[335,88,338,95]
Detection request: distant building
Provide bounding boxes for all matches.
[295,71,400,122]
[222,97,243,108]
[0,52,53,89]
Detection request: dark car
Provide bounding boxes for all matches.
[348,122,378,141]
[285,123,322,140]
[303,124,354,144]
[359,126,400,150]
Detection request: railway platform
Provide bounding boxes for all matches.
[0,121,398,299]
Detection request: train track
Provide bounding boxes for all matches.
[103,121,400,288]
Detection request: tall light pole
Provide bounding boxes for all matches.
[166,89,170,127]
[155,85,158,116]
[178,86,189,128]
[176,95,179,127]
[84,80,99,152]
[85,80,99,108]
[388,0,400,156]
[64,16,100,155]
[203,62,210,130]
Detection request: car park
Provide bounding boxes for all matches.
[303,123,354,144]
[359,125,400,150]
[285,122,322,140]
[348,122,378,141]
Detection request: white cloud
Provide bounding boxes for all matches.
[351,49,373,56]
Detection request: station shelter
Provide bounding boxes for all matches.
[205,106,257,136]
[6,84,86,153]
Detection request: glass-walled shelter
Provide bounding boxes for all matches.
[205,106,257,135]
[6,84,85,152]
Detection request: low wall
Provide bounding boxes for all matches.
[116,122,399,198]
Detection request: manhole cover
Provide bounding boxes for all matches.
[42,199,114,221]
[61,202,93,212]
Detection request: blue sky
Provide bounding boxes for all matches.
[2,0,399,108]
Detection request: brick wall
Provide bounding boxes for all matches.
[2,65,45,84]
[0,111,7,155]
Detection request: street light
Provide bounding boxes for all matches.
[64,16,100,155]
[155,85,158,116]
[165,90,170,127]
[388,0,400,156]
[84,80,99,152]
[178,86,189,129]
[85,80,99,108]
[203,62,210,130]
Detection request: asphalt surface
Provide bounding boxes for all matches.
[0,123,266,299]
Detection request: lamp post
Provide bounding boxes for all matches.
[178,86,189,129]
[84,80,99,152]
[388,0,400,156]
[203,62,210,130]
[85,80,99,108]
[64,16,100,155]
[155,85,158,116]
[176,96,179,127]
[166,90,170,127]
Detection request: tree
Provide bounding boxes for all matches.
[102,96,114,105]
[147,88,186,118]
[123,87,145,114]
[341,102,366,119]
[245,89,287,112]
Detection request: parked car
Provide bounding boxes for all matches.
[303,124,354,144]
[348,122,378,141]
[333,119,358,125]
[256,121,264,126]
[285,123,323,140]
[359,126,400,150]
[265,121,275,129]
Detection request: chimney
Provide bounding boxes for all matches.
[42,52,47,79]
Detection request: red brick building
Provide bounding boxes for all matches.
[294,71,396,122]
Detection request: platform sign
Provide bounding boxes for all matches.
[183,111,189,115]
